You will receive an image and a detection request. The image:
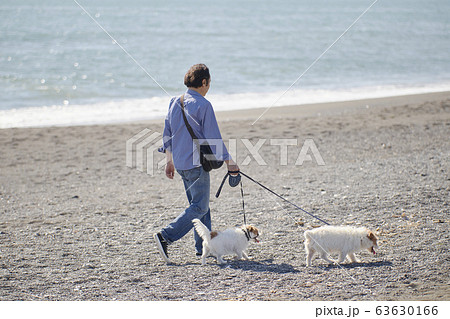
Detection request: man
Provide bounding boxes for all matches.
[154,64,239,263]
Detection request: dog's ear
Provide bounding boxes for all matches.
[367,231,377,241]
[246,225,259,235]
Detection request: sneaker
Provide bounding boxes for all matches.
[153,232,170,263]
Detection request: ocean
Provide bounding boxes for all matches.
[1,0,449,128]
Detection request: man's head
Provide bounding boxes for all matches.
[184,64,211,94]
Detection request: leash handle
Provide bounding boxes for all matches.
[215,170,241,198]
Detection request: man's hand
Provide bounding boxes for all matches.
[165,161,175,179]
[165,151,174,179]
[226,159,239,175]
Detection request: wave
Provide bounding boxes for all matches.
[1,83,449,129]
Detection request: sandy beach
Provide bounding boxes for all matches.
[0,91,449,300]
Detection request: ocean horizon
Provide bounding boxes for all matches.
[1,0,449,128]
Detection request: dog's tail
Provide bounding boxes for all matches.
[192,219,211,243]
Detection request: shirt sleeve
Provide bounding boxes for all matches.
[201,102,231,161]
[158,98,174,153]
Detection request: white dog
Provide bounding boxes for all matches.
[192,219,260,265]
[304,225,378,266]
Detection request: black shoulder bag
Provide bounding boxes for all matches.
[180,94,224,172]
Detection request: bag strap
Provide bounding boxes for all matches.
[180,94,200,146]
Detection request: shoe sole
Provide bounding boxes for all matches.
[153,233,171,264]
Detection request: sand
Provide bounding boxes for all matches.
[0,92,449,300]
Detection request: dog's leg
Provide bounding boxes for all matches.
[338,251,347,264]
[306,248,315,266]
[201,250,208,266]
[242,251,250,260]
[348,253,359,263]
[217,255,226,264]
[201,254,207,266]
[320,251,333,264]
[234,250,250,261]
[201,244,209,266]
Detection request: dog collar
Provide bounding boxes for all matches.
[242,228,251,241]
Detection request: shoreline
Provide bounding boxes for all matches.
[215,91,450,122]
[1,90,449,130]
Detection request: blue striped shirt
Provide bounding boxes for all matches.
[159,89,231,170]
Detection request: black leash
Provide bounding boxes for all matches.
[216,170,247,224]
[239,181,246,225]
[216,170,330,226]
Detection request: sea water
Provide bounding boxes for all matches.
[1,0,449,128]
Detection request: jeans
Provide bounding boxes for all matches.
[160,166,211,254]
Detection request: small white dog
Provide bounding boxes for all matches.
[192,219,260,265]
[304,225,378,266]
